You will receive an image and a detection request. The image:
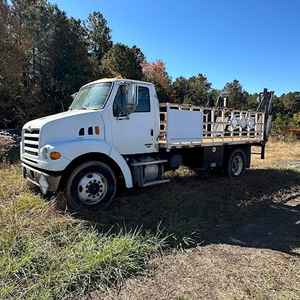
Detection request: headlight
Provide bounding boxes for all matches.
[40,145,54,159]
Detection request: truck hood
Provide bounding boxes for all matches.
[23,109,99,129]
[23,109,105,145]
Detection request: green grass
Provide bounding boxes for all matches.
[0,165,163,299]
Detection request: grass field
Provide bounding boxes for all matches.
[0,167,164,299]
[1,139,300,299]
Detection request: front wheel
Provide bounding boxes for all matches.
[226,148,247,177]
[63,161,117,213]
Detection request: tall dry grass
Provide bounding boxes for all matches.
[252,138,300,168]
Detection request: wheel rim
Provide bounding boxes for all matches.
[77,172,108,205]
[231,154,243,176]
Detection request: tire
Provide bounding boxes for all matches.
[63,161,117,213]
[226,148,246,177]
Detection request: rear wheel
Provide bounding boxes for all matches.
[63,161,117,212]
[226,148,246,177]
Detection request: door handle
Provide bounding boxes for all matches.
[117,115,129,120]
[150,129,154,136]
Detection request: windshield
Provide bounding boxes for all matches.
[69,82,112,110]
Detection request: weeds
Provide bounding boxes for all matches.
[0,165,163,299]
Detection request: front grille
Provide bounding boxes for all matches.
[23,128,40,160]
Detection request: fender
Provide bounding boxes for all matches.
[109,147,133,188]
[42,139,133,188]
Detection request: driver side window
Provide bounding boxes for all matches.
[113,84,151,116]
[113,85,127,117]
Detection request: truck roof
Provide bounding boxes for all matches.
[81,78,153,89]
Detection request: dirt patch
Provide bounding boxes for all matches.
[98,245,300,300]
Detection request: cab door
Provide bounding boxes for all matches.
[111,83,156,155]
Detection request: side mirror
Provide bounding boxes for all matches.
[125,84,137,114]
[114,84,137,118]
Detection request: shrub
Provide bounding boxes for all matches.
[0,133,15,161]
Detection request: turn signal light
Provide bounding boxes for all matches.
[50,151,61,160]
[95,126,100,135]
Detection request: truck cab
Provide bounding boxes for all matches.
[21,79,165,210]
[21,78,273,213]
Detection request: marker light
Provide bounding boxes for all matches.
[50,151,61,160]
[95,126,100,135]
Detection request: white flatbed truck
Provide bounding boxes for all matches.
[21,78,273,212]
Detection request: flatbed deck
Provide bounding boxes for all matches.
[159,103,265,149]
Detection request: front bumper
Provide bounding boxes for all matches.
[22,163,62,194]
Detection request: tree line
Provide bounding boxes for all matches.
[0,0,299,132]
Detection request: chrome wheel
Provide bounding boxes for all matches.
[77,172,108,205]
[231,154,243,176]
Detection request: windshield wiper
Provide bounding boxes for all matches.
[69,105,99,110]
[81,105,99,110]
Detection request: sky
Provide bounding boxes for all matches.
[49,0,300,95]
